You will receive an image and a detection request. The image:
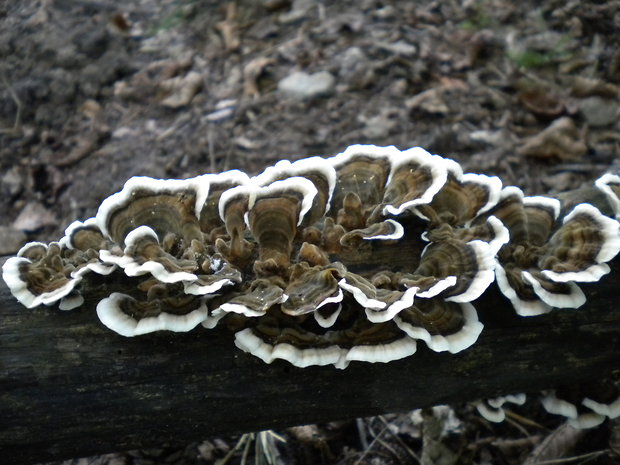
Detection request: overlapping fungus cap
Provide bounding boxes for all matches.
[2,241,81,309]
[97,291,221,337]
[2,217,116,311]
[474,186,620,316]
[475,393,527,423]
[1,145,511,368]
[595,173,620,219]
[216,144,508,367]
[90,172,250,331]
[542,382,620,429]
[16,144,620,369]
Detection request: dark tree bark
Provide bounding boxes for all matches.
[1,256,619,465]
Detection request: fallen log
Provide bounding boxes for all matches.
[1,255,619,464]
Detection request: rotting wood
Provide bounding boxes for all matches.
[1,256,619,465]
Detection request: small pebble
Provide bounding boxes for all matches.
[578,96,619,127]
[278,71,335,100]
[13,202,56,232]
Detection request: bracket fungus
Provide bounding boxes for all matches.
[3,145,620,370]
[541,382,620,429]
[474,382,620,429]
[473,186,620,316]
[475,393,527,423]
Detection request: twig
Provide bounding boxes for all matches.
[215,3,240,52]
[352,422,390,465]
[218,434,250,465]
[373,435,406,465]
[506,410,548,430]
[528,449,609,465]
[240,433,253,465]
[208,127,216,173]
[505,414,532,437]
[356,418,369,450]
[0,73,23,136]
[377,415,421,464]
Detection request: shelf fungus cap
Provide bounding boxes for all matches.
[194,170,251,224]
[382,146,449,216]
[541,391,606,429]
[327,145,396,222]
[395,301,483,353]
[495,263,552,316]
[521,270,586,309]
[59,217,107,251]
[234,327,350,369]
[234,315,418,369]
[96,176,208,244]
[595,173,620,219]
[539,203,620,283]
[414,237,497,304]
[217,283,288,318]
[253,156,337,223]
[418,158,503,226]
[582,396,620,420]
[542,383,620,428]
[96,292,216,337]
[475,393,527,423]
[99,226,198,283]
[2,242,82,309]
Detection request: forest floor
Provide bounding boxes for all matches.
[1,0,620,463]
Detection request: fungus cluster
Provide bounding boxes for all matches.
[3,145,620,370]
[541,382,620,429]
[475,381,620,429]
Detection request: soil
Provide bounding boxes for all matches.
[1,0,620,463]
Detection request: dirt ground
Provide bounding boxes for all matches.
[2,0,620,463]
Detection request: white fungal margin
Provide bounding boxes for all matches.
[362,219,405,241]
[96,292,213,337]
[495,263,552,316]
[99,226,198,283]
[463,173,503,217]
[595,173,620,218]
[365,286,419,323]
[395,302,483,354]
[234,328,349,369]
[445,240,495,303]
[338,279,386,309]
[314,303,342,328]
[250,177,319,226]
[521,271,586,309]
[2,244,81,309]
[383,146,449,216]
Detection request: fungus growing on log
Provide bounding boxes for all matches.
[3,145,620,370]
[475,393,527,423]
[595,173,620,219]
[474,187,620,316]
[541,382,620,429]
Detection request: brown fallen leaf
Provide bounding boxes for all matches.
[159,71,203,108]
[518,88,565,119]
[243,57,275,97]
[51,131,104,167]
[406,88,449,115]
[518,117,587,160]
[569,76,619,98]
[216,3,241,52]
[114,58,193,101]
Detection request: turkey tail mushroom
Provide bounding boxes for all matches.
[3,145,619,371]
